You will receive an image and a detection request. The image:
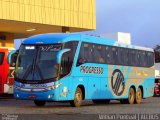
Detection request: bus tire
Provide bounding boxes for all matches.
[128,87,135,104]
[135,87,142,104]
[92,99,110,104]
[34,100,46,106]
[70,87,83,107]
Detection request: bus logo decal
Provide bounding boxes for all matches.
[9,68,15,78]
[111,69,125,96]
[80,66,103,74]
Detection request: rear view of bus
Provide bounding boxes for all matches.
[0,47,16,94]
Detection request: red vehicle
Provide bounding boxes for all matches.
[0,47,17,94]
[154,79,160,96]
[154,48,160,96]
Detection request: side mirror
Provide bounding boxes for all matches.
[8,50,18,66]
[56,49,71,64]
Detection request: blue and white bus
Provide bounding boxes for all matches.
[12,33,155,107]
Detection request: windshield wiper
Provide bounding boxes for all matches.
[22,65,32,80]
[36,65,44,80]
[22,59,35,80]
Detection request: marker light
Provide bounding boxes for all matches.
[26,28,36,32]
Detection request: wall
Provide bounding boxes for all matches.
[0,0,96,30]
[0,32,14,47]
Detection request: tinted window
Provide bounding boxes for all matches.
[92,44,105,63]
[0,52,5,65]
[60,41,78,77]
[118,48,126,65]
[146,52,154,67]
[124,49,129,66]
[138,51,146,67]
[136,51,140,66]
[77,43,92,65]
[112,47,118,64]
[10,53,18,67]
[77,42,154,68]
[128,50,136,66]
[105,46,113,64]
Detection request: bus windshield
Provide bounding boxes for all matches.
[0,52,5,65]
[15,44,62,81]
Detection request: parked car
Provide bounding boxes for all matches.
[154,79,160,96]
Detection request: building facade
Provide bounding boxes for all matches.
[0,0,96,47]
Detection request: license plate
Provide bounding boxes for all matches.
[28,94,37,99]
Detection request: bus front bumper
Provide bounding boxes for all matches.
[14,89,58,101]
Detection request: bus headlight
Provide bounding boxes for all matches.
[16,94,19,98]
[14,85,20,90]
[45,86,55,91]
[48,95,51,99]
[45,83,62,91]
[48,94,54,99]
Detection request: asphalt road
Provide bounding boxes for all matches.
[0,96,160,120]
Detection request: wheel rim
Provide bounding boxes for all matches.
[129,89,134,103]
[136,89,142,103]
[75,91,82,105]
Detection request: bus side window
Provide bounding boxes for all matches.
[118,48,125,65]
[10,53,18,67]
[137,51,141,66]
[147,52,154,67]
[143,52,147,67]
[0,52,5,65]
[92,44,105,63]
[105,46,112,64]
[124,49,129,66]
[77,42,92,66]
[101,46,106,63]
[139,51,145,67]
[129,50,136,66]
[112,47,118,64]
[60,52,71,78]
[61,41,78,77]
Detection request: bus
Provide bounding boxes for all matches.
[11,33,155,107]
[0,47,17,95]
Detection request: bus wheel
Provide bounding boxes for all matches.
[128,87,135,104]
[34,100,46,106]
[70,87,83,107]
[135,88,142,104]
[92,100,110,104]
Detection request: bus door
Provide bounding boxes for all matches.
[7,51,18,94]
[0,49,8,94]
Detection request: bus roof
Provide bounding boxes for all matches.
[23,33,153,52]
